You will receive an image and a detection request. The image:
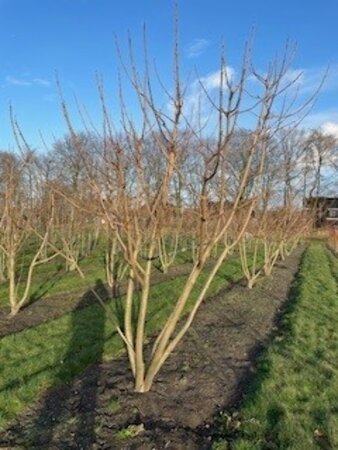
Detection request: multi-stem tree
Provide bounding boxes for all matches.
[55,25,319,392]
[0,151,57,316]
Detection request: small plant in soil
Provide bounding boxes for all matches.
[115,424,145,440]
[107,397,121,413]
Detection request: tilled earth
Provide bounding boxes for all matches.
[0,246,305,450]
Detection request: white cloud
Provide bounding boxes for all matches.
[180,67,235,124]
[198,67,235,90]
[321,121,338,138]
[186,38,210,58]
[5,75,50,88]
[302,110,338,130]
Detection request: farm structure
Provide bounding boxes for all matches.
[304,197,338,227]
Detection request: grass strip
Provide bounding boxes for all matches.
[213,243,338,450]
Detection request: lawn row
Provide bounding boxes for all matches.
[0,242,194,308]
[213,243,338,450]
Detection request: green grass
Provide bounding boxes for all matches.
[213,243,338,450]
[0,254,244,431]
[0,240,194,308]
[0,252,106,307]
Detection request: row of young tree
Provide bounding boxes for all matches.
[0,35,337,392]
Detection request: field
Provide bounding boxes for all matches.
[0,249,245,432]
[0,241,335,448]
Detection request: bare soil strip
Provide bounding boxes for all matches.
[0,246,304,450]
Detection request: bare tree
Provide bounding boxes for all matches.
[304,130,336,198]
[0,151,58,316]
[29,11,319,393]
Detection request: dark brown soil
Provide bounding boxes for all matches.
[0,262,195,339]
[0,246,304,450]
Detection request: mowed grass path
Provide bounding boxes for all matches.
[214,243,338,450]
[0,254,245,431]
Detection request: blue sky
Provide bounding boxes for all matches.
[1,0,338,150]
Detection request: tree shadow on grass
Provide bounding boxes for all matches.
[22,279,108,449]
[26,264,65,306]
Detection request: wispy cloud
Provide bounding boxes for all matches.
[180,67,235,123]
[249,65,338,97]
[286,66,329,96]
[175,63,338,134]
[186,38,210,58]
[5,76,31,86]
[33,78,51,87]
[197,67,235,90]
[4,75,51,88]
